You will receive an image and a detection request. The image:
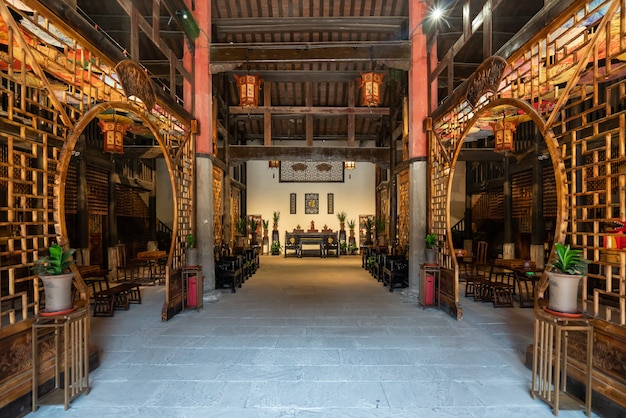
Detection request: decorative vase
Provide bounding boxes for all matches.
[424,248,437,265]
[40,273,74,312]
[186,248,198,266]
[547,272,583,314]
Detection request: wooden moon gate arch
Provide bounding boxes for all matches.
[434,96,566,316]
[54,101,181,301]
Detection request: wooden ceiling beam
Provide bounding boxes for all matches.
[228,145,390,164]
[229,106,390,116]
[211,42,411,65]
[213,17,407,35]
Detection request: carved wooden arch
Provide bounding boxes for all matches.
[433,96,567,315]
[54,102,179,269]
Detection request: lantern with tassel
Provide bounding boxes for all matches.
[97,113,133,154]
[234,74,262,108]
[358,72,384,107]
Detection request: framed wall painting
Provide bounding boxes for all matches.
[290,193,296,214]
[327,193,334,214]
[305,193,319,214]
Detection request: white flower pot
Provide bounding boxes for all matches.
[186,248,198,267]
[547,271,583,314]
[40,273,74,312]
[425,248,437,265]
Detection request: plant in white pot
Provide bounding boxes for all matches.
[546,242,588,314]
[33,243,76,312]
[425,233,438,265]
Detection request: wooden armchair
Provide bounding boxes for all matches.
[215,256,243,293]
[324,233,339,258]
[464,241,489,297]
[115,243,133,282]
[284,233,299,257]
[382,255,409,291]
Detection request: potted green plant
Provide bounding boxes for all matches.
[375,215,386,246]
[272,211,280,243]
[425,233,438,265]
[272,211,280,231]
[546,242,589,314]
[270,240,282,255]
[262,219,269,239]
[262,219,270,254]
[235,217,247,247]
[337,211,347,231]
[33,243,76,312]
[248,217,259,246]
[185,233,198,266]
[364,217,374,245]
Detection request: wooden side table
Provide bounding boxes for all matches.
[32,306,90,411]
[531,308,593,416]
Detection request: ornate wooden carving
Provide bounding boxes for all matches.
[465,56,508,108]
[115,60,157,111]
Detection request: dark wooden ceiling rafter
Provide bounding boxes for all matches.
[227,145,392,166]
[210,41,411,66]
[212,16,407,36]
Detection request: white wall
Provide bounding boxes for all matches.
[449,160,466,227]
[246,161,376,233]
[156,159,174,229]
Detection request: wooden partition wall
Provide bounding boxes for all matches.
[0,2,194,411]
[429,0,626,409]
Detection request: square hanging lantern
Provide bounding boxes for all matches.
[491,119,517,153]
[268,160,280,168]
[358,72,384,107]
[344,161,356,170]
[97,114,133,154]
[234,74,263,107]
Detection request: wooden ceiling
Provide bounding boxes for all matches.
[67,0,547,153]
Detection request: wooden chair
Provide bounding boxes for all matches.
[215,256,243,292]
[115,243,133,282]
[284,233,299,257]
[515,269,540,308]
[382,255,409,291]
[481,267,515,307]
[464,241,489,297]
[324,233,340,258]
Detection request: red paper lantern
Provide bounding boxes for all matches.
[358,72,384,107]
[97,114,133,154]
[491,120,517,153]
[234,74,263,107]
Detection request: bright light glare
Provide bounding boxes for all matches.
[432,7,443,20]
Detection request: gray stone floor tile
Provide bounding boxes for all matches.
[26,256,602,417]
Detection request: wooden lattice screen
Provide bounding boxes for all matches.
[0,2,194,331]
[430,0,626,406]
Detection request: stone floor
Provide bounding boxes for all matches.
[28,255,599,417]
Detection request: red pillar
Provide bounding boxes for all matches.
[185,0,212,154]
[408,2,429,159]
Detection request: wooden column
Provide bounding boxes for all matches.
[389,112,398,251]
[531,128,545,267]
[76,158,89,249]
[264,82,272,146]
[502,156,514,259]
[108,166,118,245]
[347,81,355,147]
[305,81,313,146]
